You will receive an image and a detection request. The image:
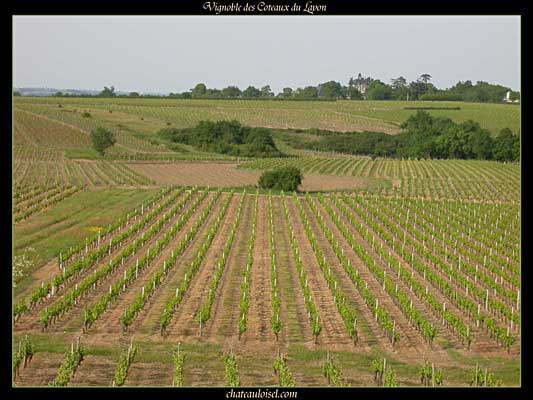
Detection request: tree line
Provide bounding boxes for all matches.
[277,111,520,162]
[44,75,519,104]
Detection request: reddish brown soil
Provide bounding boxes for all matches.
[164,194,242,340]
[284,197,353,350]
[13,352,64,387]
[203,195,254,346]
[87,192,214,336]
[128,193,228,337]
[127,162,378,191]
[244,196,274,343]
[123,362,173,386]
[69,354,116,386]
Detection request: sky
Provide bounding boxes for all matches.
[13,16,520,93]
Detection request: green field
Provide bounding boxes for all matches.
[12,97,521,388]
[14,97,520,137]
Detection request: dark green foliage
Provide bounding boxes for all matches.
[318,81,344,99]
[259,167,303,191]
[158,120,281,158]
[448,81,517,103]
[99,86,116,97]
[493,128,520,162]
[90,127,117,156]
[397,111,500,160]
[367,80,394,100]
[242,86,261,98]
[274,111,518,161]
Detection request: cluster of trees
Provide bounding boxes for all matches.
[422,80,520,103]
[396,111,519,160]
[258,166,303,191]
[157,120,281,158]
[165,75,518,103]
[277,111,520,161]
[41,77,519,104]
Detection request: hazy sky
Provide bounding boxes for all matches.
[14,16,520,93]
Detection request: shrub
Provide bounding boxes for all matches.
[258,166,303,191]
[90,127,116,156]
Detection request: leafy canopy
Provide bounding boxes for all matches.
[90,127,117,156]
[258,166,303,191]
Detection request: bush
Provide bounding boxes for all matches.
[82,112,92,118]
[258,166,303,191]
[158,120,281,158]
[90,127,116,156]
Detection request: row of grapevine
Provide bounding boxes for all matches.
[14,185,83,223]
[120,188,220,330]
[268,193,282,339]
[82,189,207,330]
[172,344,185,387]
[160,191,234,334]
[223,352,241,387]
[238,191,258,337]
[343,194,515,350]
[367,196,519,324]
[197,191,246,332]
[14,188,184,320]
[58,187,173,267]
[280,193,322,342]
[294,193,359,343]
[273,354,295,387]
[323,353,345,386]
[51,340,84,386]
[13,336,34,378]
[113,341,137,387]
[308,194,400,344]
[315,194,438,345]
[335,194,471,347]
[37,189,195,329]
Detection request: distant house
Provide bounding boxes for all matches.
[354,74,373,95]
[504,90,520,103]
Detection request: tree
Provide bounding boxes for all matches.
[294,86,318,99]
[419,74,432,84]
[493,128,520,161]
[221,86,241,98]
[191,83,207,97]
[318,81,344,99]
[278,87,293,98]
[129,92,140,97]
[99,86,116,97]
[346,86,363,100]
[90,127,116,156]
[14,91,22,97]
[391,76,408,100]
[242,86,261,98]
[366,81,393,100]
[258,166,303,191]
[260,85,274,97]
[391,76,407,89]
[408,80,428,100]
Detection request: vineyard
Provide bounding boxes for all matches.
[14,97,520,134]
[12,97,520,387]
[13,187,520,386]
